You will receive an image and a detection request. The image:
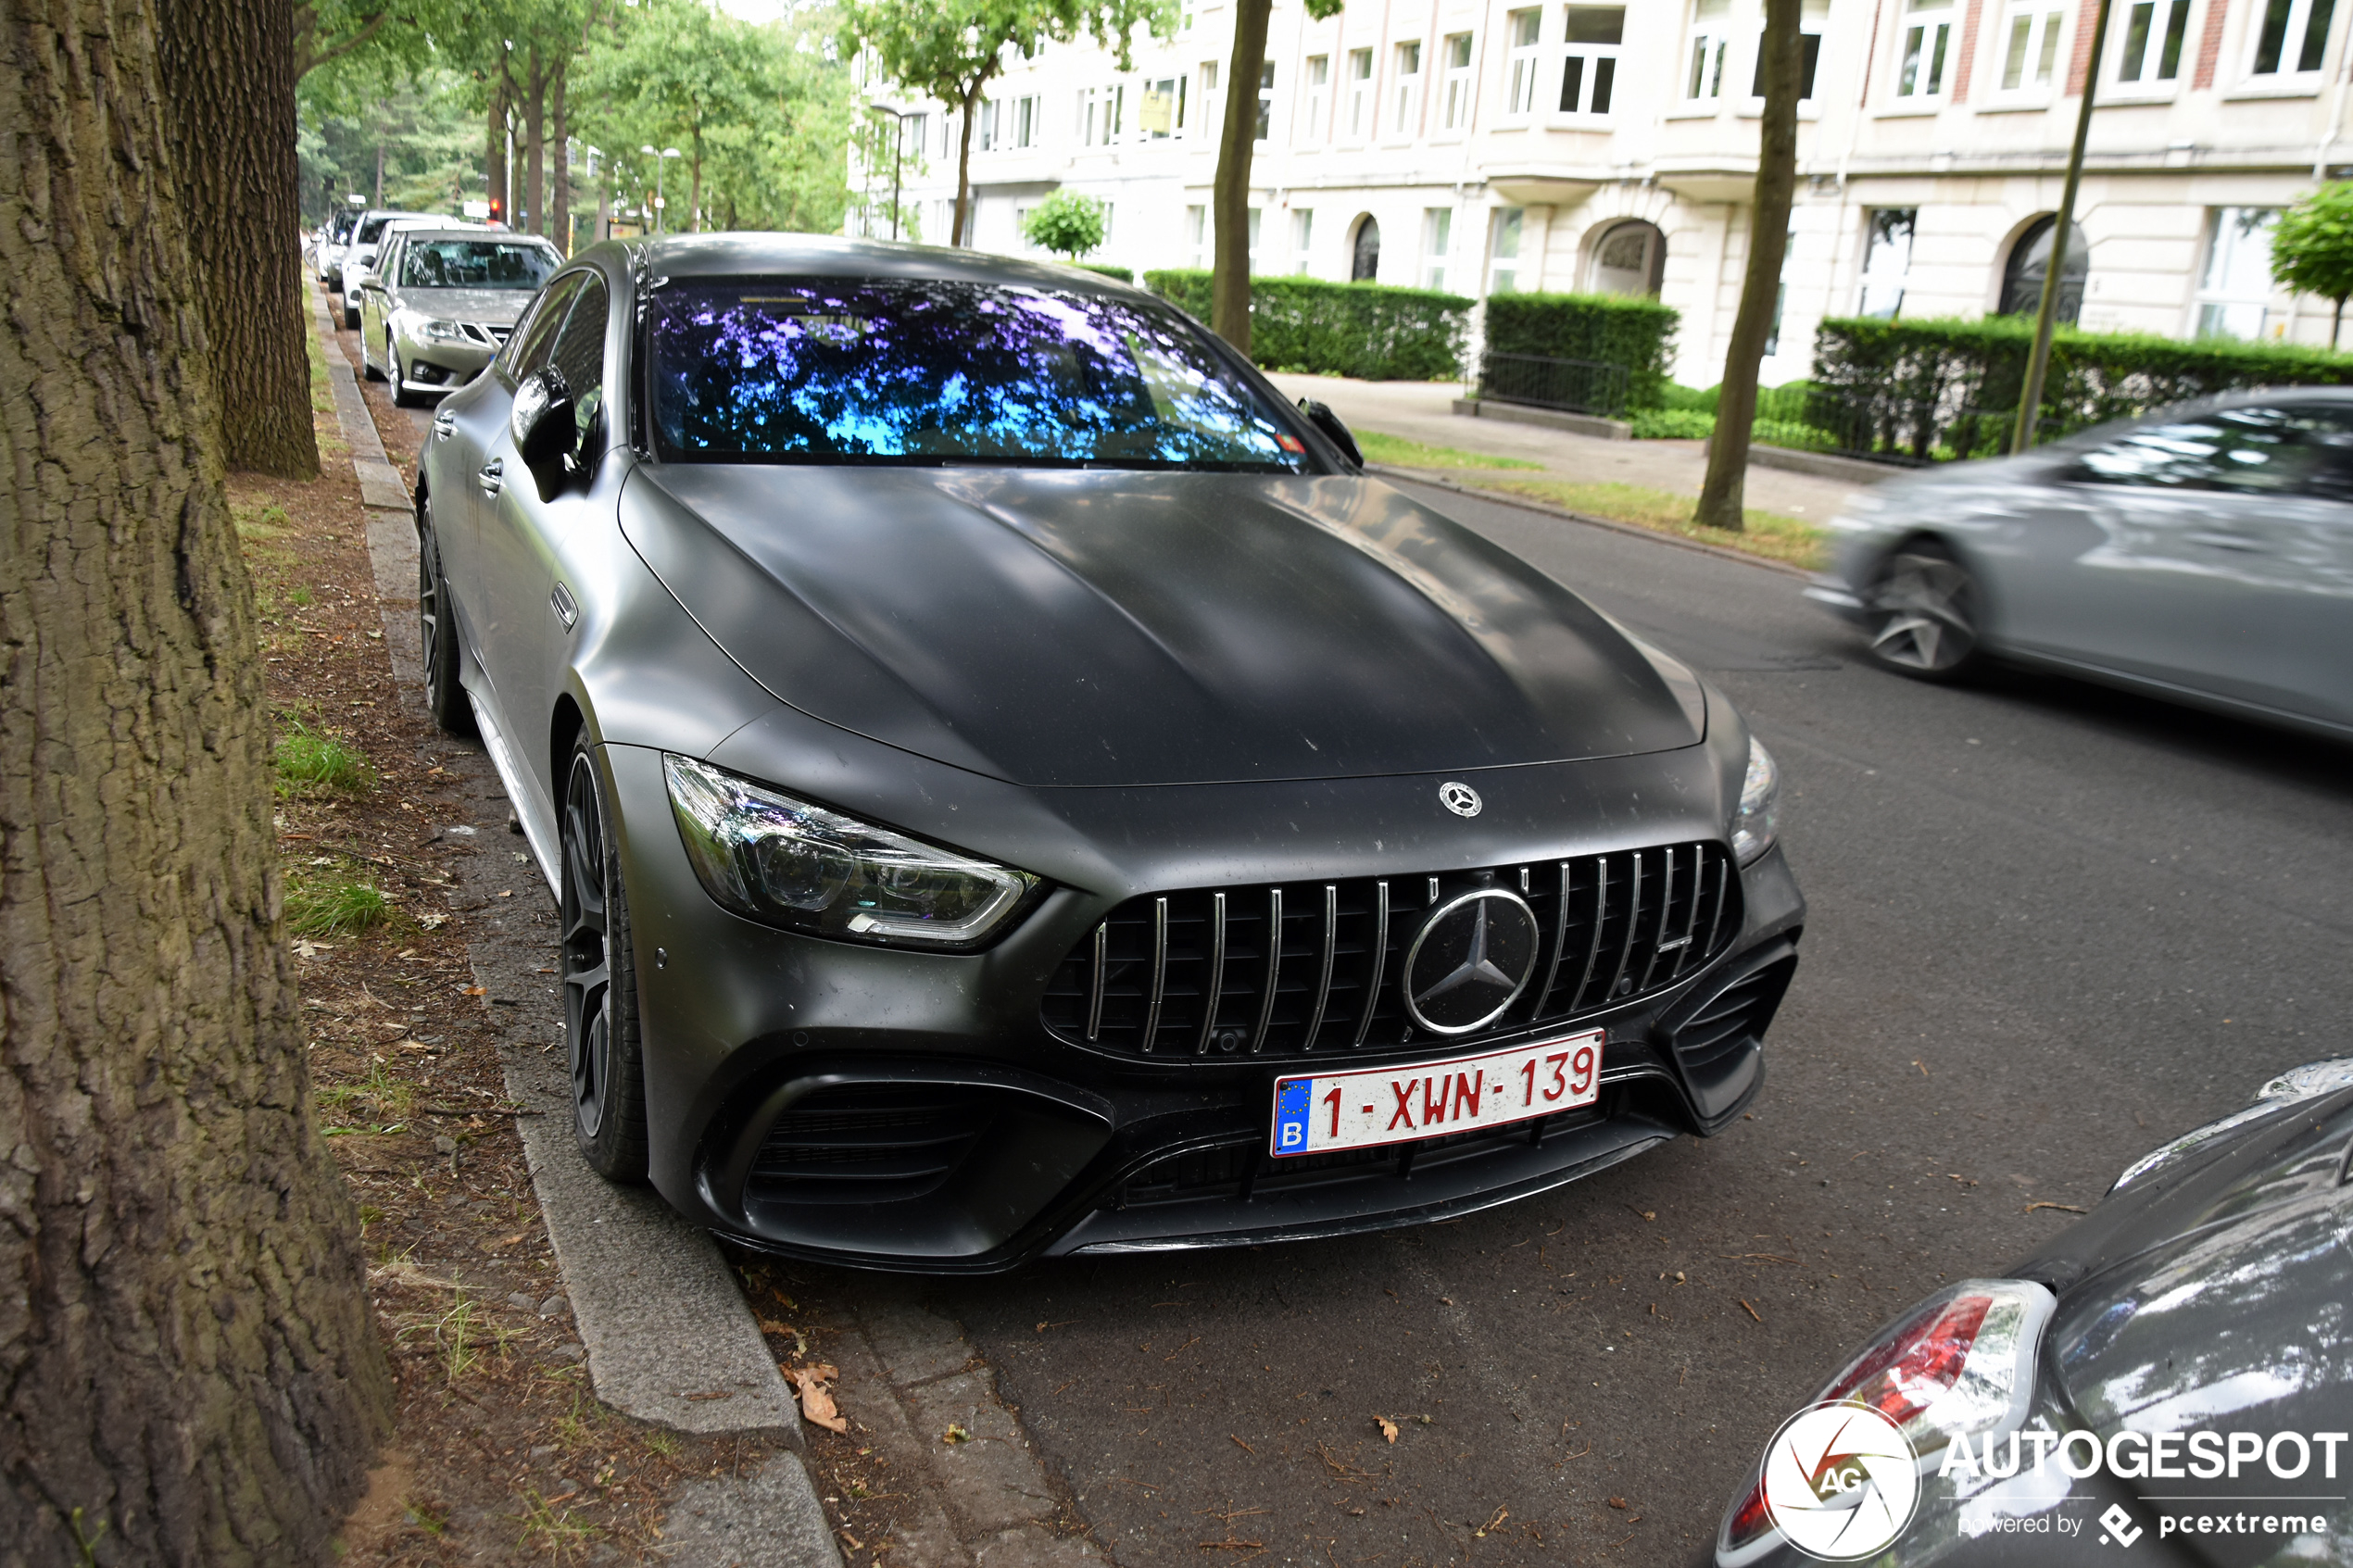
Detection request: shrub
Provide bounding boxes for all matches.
[1656,383,1719,413]
[1481,291,1680,408]
[1022,189,1107,260]
[1810,314,2353,461]
[1144,270,1472,381]
[1629,408,1716,440]
[1073,262,1134,283]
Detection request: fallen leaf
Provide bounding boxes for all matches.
[942,1423,971,1444]
[462,985,486,997]
[784,1363,849,1433]
[1376,1416,1398,1443]
[1607,1497,1628,1510]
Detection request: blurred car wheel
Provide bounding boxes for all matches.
[1864,544,1982,680]
[390,345,422,408]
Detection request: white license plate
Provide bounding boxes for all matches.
[1269,1030,1604,1158]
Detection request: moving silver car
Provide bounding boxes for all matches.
[1808,389,2353,740]
[353,228,561,406]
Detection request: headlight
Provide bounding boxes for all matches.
[1730,737,1780,865]
[662,754,1039,947]
[416,318,469,343]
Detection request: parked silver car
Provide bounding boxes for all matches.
[353,227,561,406]
[333,207,448,325]
[1808,389,2353,740]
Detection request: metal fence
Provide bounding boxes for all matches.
[1750,384,2066,467]
[1478,351,1632,420]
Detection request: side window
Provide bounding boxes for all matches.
[504,271,585,383]
[2077,406,2350,495]
[549,276,610,445]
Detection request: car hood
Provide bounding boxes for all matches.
[396,286,535,323]
[623,465,1702,789]
[2043,1087,2353,1484]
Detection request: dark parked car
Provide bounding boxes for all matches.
[414,234,1804,1270]
[1808,391,2353,741]
[1717,1057,2353,1566]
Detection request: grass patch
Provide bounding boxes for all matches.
[1356,430,1544,470]
[306,296,334,416]
[318,1056,416,1125]
[511,1487,600,1557]
[286,875,391,938]
[275,719,374,794]
[1478,479,1827,570]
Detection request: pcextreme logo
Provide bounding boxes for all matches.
[1758,1402,1921,1562]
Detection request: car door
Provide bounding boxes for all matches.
[2221,404,2353,726]
[360,235,401,363]
[475,270,611,813]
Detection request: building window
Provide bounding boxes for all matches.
[1688,0,1733,98]
[978,98,999,151]
[1562,6,1625,113]
[1857,208,1916,317]
[1894,0,1956,96]
[1999,215,2087,319]
[1248,207,1263,269]
[1139,78,1180,138]
[2250,0,2337,75]
[1393,41,1423,133]
[1422,207,1452,290]
[1591,220,1665,295]
[1441,32,1475,128]
[1489,207,1525,293]
[1346,47,1374,135]
[1294,208,1315,274]
[2196,207,2280,337]
[1748,24,1824,96]
[1186,204,1207,268]
[2115,0,2190,82]
[1507,9,1543,115]
[1078,86,1109,146]
[1303,55,1330,141]
[1256,60,1276,141]
[1995,0,2066,92]
[1352,214,1381,281]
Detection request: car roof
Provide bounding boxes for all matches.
[384,223,527,240]
[599,232,1148,295]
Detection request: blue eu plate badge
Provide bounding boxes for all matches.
[1274,1077,1314,1154]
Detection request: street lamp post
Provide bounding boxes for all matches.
[866,105,912,241]
[2011,0,2116,455]
[639,144,683,232]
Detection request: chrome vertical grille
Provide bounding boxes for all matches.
[1039,842,1740,1060]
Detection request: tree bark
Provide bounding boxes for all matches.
[952,83,983,246]
[1694,0,1803,533]
[1,0,395,1561]
[550,62,572,254]
[1211,0,1271,354]
[524,45,547,236]
[157,0,322,480]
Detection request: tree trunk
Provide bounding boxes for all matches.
[1,0,395,1562]
[1212,0,1272,354]
[486,83,508,222]
[952,85,982,246]
[372,140,384,207]
[2334,295,2344,350]
[1694,0,1803,533]
[550,63,572,254]
[524,46,546,236]
[157,0,322,480]
[688,126,704,234]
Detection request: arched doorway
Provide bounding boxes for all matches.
[1351,215,1381,282]
[1589,220,1667,296]
[2000,216,2088,321]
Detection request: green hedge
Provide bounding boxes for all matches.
[1812,315,2353,459]
[1481,291,1680,408]
[1073,262,1134,282]
[1143,270,1472,380]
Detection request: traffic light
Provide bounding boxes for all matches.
[488,196,505,227]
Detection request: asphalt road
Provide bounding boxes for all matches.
[384,371,2353,1562]
[940,482,2353,1567]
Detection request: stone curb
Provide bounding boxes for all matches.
[308,292,840,1566]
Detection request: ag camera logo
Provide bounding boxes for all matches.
[1760,1402,1921,1562]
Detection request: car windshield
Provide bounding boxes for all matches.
[400,240,558,290]
[647,277,1314,471]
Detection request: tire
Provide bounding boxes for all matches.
[342,296,359,331]
[1862,542,1984,680]
[416,497,476,736]
[390,345,421,408]
[560,740,651,1185]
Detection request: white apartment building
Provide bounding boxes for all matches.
[850,0,2353,386]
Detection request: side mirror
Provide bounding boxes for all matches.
[511,367,579,502]
[1297,398,1364,470]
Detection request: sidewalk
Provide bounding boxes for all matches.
[1264,372,1874,522]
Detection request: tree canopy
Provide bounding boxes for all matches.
[1023,188,1106,259]
[2271,182,2353,346]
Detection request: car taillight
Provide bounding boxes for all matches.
[1715,1281,2056,1566]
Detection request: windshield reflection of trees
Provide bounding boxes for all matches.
[651,281,1303,470]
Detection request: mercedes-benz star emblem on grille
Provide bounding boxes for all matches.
[1438,781,1483,817]
[1402,889,1541,1035]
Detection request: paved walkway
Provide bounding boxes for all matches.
[1265,372,1875,521]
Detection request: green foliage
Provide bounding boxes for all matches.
[297,62,481,223]
[1145,270,1471,380]
[275,722,376,795]
[285,878,392,939]
[1353,432,1543,470]
[1023,188,1107,259]
[1810,313,2353,460]
[1629,408,1716,440]
[1073,262,1134,282]
[2272,183,2353,304]
[1481,292,1681,408]
[1655,383,1719,413]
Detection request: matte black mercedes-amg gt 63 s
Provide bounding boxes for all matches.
[414,234,1805,1271]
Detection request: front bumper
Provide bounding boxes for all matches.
[390,323,500,396]
[598,742,1806,1273]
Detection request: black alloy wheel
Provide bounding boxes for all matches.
[560,741,650,1183]
[416,497,474,735]
[1863,543,1984,680]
